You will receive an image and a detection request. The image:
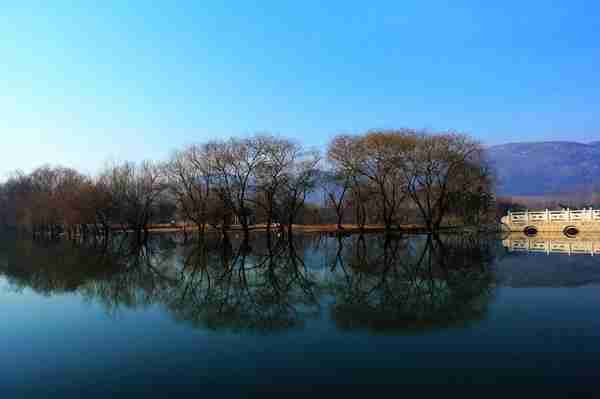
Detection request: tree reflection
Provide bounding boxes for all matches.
[79,235,181,315]
[0,235,125,295]
[0,232,496,333]
[162,233,322,332]
[329,234,495,332]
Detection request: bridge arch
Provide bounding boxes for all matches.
[563,226,579,238]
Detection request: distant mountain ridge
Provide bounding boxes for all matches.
[486,141,600,196]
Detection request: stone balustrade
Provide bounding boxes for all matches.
[501,208,600,234]
[507,209,600,224]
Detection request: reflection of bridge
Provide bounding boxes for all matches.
[501,209,600,234]
[503,235,600,256]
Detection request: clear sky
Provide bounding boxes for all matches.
[1,1,598,177]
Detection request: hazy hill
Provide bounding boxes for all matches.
[487,141,600,196]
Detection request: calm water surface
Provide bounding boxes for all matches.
[1,232,599,396]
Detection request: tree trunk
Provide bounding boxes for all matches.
[336,208,344,230]
[287,215,294,237]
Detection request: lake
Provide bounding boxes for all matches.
[1,232,599,397]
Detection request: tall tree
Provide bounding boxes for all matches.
[164,145,213,233]
[206,137,265,237]
[328,131,416,230]
[321,169,352,230]
[99,161,166,241]
[402,132,487,231]
[278,149,321,235]
[254,136,299,232]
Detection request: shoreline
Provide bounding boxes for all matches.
[137,223,464,235]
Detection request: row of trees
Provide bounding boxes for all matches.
[0,129,494,240]
[324,130,493,231]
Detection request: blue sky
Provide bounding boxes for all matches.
[1,1,599,177]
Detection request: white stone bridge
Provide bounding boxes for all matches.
[501,208,600,236]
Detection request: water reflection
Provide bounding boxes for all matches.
[503,232,600,256]
[164,235,322,331]
[0,232,497,333]
[329,234,495,332]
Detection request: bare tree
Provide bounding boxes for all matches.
[278,149,321,235]
[205,138,265,237]
[328,131,415,230]
[354,131,415,230]
[254,136,299,232]
[446,158,495,226]
[402,132,486,231]
[100,161,166,242]
[347,176,374,229]
[164,145,212,233]
[0,171,33,231]
[321,168,351,230]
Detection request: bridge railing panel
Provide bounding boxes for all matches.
[549,211,568,221]
[569,211,586,221]
[510,213,528,223]
[507,209,600,224]
[529,213,547,221]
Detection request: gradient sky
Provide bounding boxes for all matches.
[1,1,599,177]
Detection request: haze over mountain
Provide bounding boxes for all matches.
[487,141,600,196]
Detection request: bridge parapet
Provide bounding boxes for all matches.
[501,208,600,234]
[506,209,600,224]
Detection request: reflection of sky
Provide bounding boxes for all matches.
[2,275,600,394]
[495,252,600,287]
